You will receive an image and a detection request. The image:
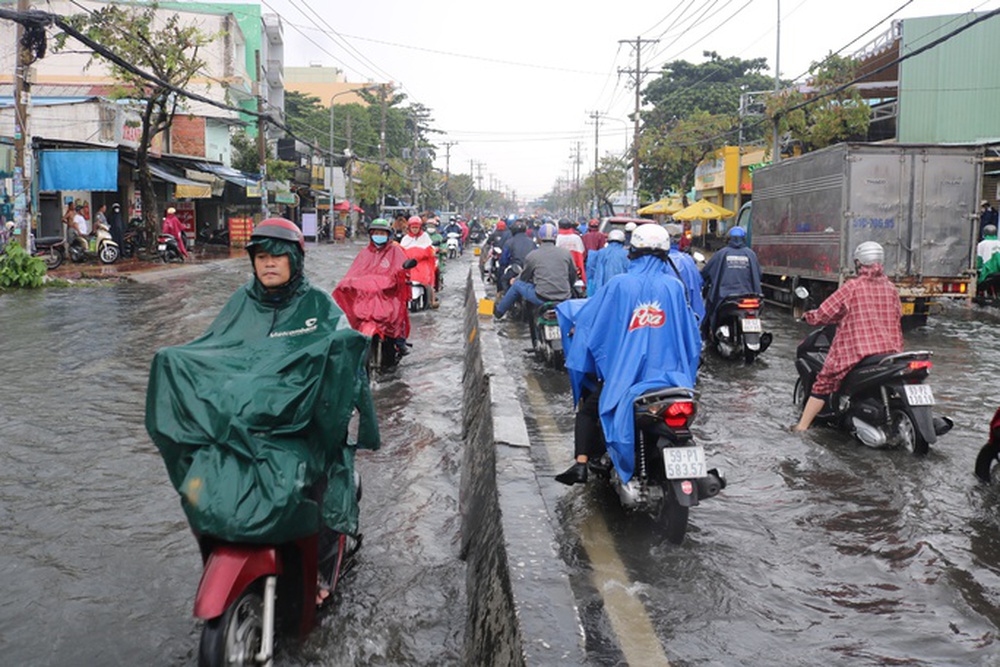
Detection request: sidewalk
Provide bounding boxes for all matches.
[46,244,245,282]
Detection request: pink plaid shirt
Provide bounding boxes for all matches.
[804,264,903,395]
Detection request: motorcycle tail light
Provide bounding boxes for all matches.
[908,360,932,371]
[663,401,695,428]
[738,298,761,309]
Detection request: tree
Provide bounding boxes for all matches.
[637,52,774,196]
[584,155,628,214]
[765,53,871,153]
[57,3,218,238]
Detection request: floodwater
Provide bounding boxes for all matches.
[505,288,1000,666]
[0,242,466,666]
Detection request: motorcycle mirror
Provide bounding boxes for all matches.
[403,258,417,270]
[692,251,706,263]
[794,286,810,300]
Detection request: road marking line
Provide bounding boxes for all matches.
[523,373,671,667]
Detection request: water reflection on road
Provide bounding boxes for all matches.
[506,295,1000,666]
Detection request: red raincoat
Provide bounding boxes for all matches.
[400,231,437,287]
[332,242,411,339]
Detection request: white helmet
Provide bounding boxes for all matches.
[630,223,670,252]
[854,241,884,266]
[625,222,638,232]
[607,229,626,244]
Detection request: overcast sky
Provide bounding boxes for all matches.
[216,0,1000,200]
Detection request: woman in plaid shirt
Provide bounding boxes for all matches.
[792,242,904,432]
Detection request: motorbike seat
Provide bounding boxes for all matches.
[35,236,65,246]
[855,350,933,368]
[634,387,695,408]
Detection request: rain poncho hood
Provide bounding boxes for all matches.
[333,242,411,339]
[557,255,701,483]
[146,275,379,543]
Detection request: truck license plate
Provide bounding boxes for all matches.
[544,325,561,340]
[904,384,935,406]
[663,446,707,479]
[741,318,762,333]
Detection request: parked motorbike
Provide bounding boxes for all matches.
[705,294,772,362]
[587,387,726,545]
[121,217,148,259]
[193,482,362,666]
[31,234,68,269]
[156,233,185,263]
[446,232,461,259]
[793,318,953,455]
[198,225,230,246]
[91,220,120,264]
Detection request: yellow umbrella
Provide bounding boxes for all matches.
[671,198,735,221]
[637,198,683,215]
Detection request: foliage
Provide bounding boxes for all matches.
[637,111,737,201]
[584,155,628,212]
[765,53,870,153]
[56,3,218,237]
[355,160,409,207]
[0,242,46,289]
[635,52,775,196]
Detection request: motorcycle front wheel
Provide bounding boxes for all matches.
[99,243,119,264]
[656,491,690,545]
[198,584,264,667]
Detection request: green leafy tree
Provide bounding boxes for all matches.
[637,52,774,196]
[765,53,870,153]
[230,131,294,182]
[584,155,628,213]
[56,3,218,239]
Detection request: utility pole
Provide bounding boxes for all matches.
[13,0,33,248]
[590,111,600,218]
[619,36,658,211]
[411,109,419,210]
[378,84,389,211]
[773,0,782,163]
[255,50,268,218]
[441,141,457,210]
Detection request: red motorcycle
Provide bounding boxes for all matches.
[194,504,360,666]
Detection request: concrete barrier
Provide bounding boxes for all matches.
[460,270,586,666]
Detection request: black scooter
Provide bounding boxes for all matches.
[793,293,953,455]
[156,233,185,263]
[705,293,772,363]
[529,300,564,367]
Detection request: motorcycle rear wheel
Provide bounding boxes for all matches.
[198,584,265,667]
[792,378,808,408]
[42,248,63,270]
[975,442,999,483]
[656,494,690,545]
[891,409,928,456]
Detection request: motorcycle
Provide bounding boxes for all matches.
[529,300,564,367]
[481,244,502,285]
[446,232,461,259]
[974,406,1000,482]
[31,234,68,269]
[156,233,185,263]
[705,294,772,362]
[587,387,726,545]
[93,220,120,264]
[193,483,362,666]
[198,225,230,246]
[121,217,149,259]
[408,280,430,312]
[355,258,417,373]
[792,307,954,455]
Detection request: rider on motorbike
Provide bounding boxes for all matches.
[332,218,412,357]
[700,226,760,335]
[146,217,379,602]
[791,241,903,432]
[400,215,440,308]
[976,224,1000,283]
[585,229,629,296]
[668,232,706,323]
[581,218,607,261]
[494,223,576,319]
[498,219,537,290]
[554,224,702,485]
[555,217,587,285]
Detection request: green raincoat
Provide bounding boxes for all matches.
[146,275,379,543]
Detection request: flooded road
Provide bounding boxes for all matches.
[0,242,466,666]
[503,291,1000,666]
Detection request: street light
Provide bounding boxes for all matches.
[329,84,378,234]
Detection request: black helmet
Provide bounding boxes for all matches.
[557,218,574,229]
[247,217,305,253]
[511,219,527,234]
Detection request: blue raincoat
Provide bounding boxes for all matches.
[585,242,630,297]
[701,239,762,329]
[667,248,705,322]
[556,255,701,483]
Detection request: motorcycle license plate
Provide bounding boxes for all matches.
[741,318,762,333]
[544,325,561,340]
[663,446,707,479]
[157,243,166,251]
[904,384,935,406]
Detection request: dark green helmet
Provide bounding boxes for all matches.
[368,218,391,232]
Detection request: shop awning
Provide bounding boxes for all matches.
[147,162,212,198]
[194,162,260,188]
[38,149,118,191]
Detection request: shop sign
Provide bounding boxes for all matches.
[170,201,196,234]
[695,158,725,189]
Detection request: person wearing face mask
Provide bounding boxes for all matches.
[333,219,413,357]
[399,215,439,308]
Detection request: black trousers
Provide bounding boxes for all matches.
[573,385,605,459]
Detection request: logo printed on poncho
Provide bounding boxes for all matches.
[269,317,319,338]
[628,301,665,331]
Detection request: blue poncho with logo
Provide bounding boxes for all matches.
[556,255,701,483]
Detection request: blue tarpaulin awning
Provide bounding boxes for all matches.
[38,150,118,192]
